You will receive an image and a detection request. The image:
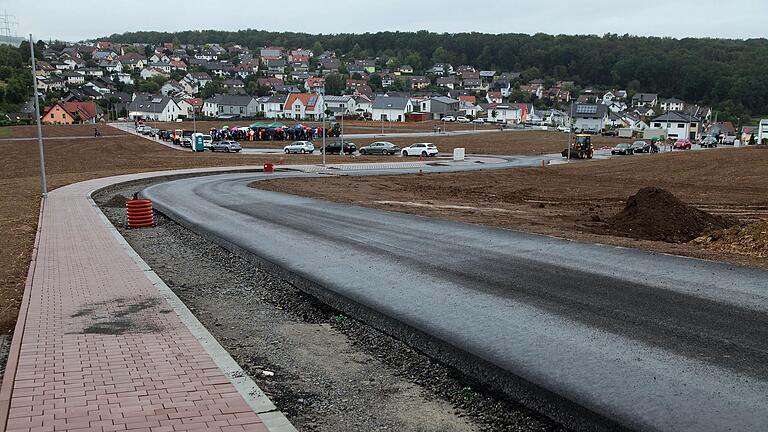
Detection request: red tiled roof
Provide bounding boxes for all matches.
[285,93,320,110]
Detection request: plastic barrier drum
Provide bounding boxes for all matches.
[126,199,154,228]
[263,163,274,173]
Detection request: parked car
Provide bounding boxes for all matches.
[158,130,171,141]
[557,125,572,133]
[673,139,692,150]
[321,141,357,155]
[472,118,486,124]
[722,135,737,145]
[700,136,718,148]
[602,129,618,137]
[284,141,315,154]
[402,143,438,157]
[456,116,470,123]
[630,140,651,153]
[210,140,242,152]
[359,141,400,155]
[201,134,213,149]
[442,116,456,122]
[136,125,147,133]
[611,143,634,155]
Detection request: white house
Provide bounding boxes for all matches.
[203,95,259,118]
[569,104,610,132]
[351,95,373,117]
[659,97,685,112]
[173,98,195,118]
[324,95,355,117]
[140,68,169,80]
[371,96,413,122]
[127,95,184,121]
[283,93,324,120]
[114,73,134,85]
[650,112,702,141]
[256,95,287,119]
[487,104,522,124]
[632,93,658,108]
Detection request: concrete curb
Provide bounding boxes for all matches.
[86,191,297,432]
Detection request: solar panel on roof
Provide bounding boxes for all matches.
[576,105,598,114]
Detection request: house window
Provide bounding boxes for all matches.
[677,123,685,128]
[654,123,661,128]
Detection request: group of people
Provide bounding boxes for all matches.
[209,126,326,142]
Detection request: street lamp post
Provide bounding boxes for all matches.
[567,100,573,162]
[322,114,326,167]
[29,34,47,196]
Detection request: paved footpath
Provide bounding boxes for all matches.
[0,166,298,432]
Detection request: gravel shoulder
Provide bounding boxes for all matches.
[94,180,564,432]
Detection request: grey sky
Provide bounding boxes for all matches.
[7,0,768,42]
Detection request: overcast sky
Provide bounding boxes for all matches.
[8,0,768,42]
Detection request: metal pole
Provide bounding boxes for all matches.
[192,107,196,133]
[567,100,573,162]
[29,34,47,196]
[322,114,326,167]
[340,108,344,156]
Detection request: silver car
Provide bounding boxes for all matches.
[283,141,315,154]
[359,141,400,155]
[210,140,241,153]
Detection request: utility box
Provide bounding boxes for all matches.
[453,148,465,161]
[618,128,633,138]
[191,133,205,152]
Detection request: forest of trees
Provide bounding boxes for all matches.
[0,42,35,120]
[105,30,768,121]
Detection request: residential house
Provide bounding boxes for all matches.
[486,104,522,124]
[632,93,659,108]
[61,55,85,69]
[324,95,355,117]
[650,112,701,140]
[170,60,188,71]
[304,77,324,94]
[283,93,324,120]
[398,65,414,75]
[223,79,246,94]
[418,96,460,120]
[409,76,430,90]
[381,74,396,88]
[99,60,123,73]
[185,72,212,89]
[256,95,286,119]
[114,73,134,85]
[429,63,453,76]
[354,60,376,74]
[486,91,503,104]
[149,61,173,74]
[519,83,544,99]
[203,94,259,118]
[317,58,341,74]
[479,70,497,83]
[489,79,512,97]
[119,53,147,71]
[160,80,185,96]
[260,46,284,62]
[351,95,373,117]
[436,76,458,90]
[127,94,185,121]
[569,104,610,132]
[371,96,413,122]
[42,101,99,124]
[659,97,685,112]
[62,71,85,85]
[140,68,169,80]
[266,59,287,78]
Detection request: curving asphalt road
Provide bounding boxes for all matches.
[142,163,768,432]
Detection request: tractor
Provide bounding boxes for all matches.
[561,134,594,159]
[326,122,342,137]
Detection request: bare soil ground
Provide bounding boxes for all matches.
[0,126,389,334]
[240,130,624,156]
[256,147,768,269]
[0,124,130,139]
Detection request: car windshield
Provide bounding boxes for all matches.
[617,144,629,148]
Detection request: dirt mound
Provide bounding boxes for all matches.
[693,219,768,258]
[103,194,129,208]
[607,187,734,243]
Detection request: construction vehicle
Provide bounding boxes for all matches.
[326,122,342,137]
[561,134,594,159]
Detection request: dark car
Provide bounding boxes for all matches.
[630,140,650,153]
[611,143,634,155]
[701,136,718,148]
[321,141,357,155]
[158,130,171,141]
[359,141,400,155]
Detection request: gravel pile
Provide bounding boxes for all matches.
[95,184,565,432]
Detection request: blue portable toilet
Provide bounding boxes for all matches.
[191,133,205,152]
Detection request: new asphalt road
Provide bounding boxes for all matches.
[142,165,768,432]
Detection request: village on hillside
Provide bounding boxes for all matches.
[9,40,756,143]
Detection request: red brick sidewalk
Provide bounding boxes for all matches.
[0,168,288,432]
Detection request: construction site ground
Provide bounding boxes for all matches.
[0,124,392,335]
[256,146,768,269]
